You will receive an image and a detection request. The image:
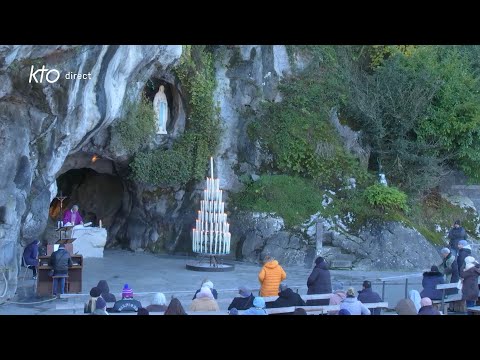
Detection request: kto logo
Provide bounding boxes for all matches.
[29,65,60,84]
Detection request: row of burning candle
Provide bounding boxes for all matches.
[200,200,225,214]
[192,230,231,254]
[203,189,223,203]
[206,177,220,194]
[195,218,230,233]
[197,210,229,226]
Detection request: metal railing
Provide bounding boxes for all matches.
[377,273,423,301]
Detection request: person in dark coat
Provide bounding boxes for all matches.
[457,240,472,274]
[420,265,444,300]
[266,283,306,310]
[228,286,255,311]
[418,297,441,315]
[22,240,39,279]
[306,256,332,305]
[137,308,149,315]
[357,280,383,315]
[96,280,116,302]
[461,256,480,308]
[448,220,466,257]
[48,244,73,296]
[293,308,307,315]
[110,285,142,313]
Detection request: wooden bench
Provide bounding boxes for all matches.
[257,302,389,315]
[434,283,464,314]
[466,306,480,315]
[300,302,389,315]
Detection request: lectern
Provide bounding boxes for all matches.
[36,226,82,297]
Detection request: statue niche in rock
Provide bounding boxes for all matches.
[153,85,168,135]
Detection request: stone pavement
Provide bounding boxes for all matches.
[0,250,424,315]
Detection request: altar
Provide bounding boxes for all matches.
[71,225,107,258]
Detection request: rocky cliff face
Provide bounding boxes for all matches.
[0,45,182,297]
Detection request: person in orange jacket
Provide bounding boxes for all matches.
[258,255,287,296]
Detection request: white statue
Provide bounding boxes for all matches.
[379,173,388,186]
[153,85,168,134]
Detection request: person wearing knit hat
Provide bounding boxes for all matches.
[122,284,134,299]
[92,297,109,315]
[420,297,432,307]
[228,286,255,311]
[84,287,102,314]
[192,279,218,300]
[111,285,142,313]
[418,297,441,315]
[339,287,371,315]
[243,296,267,315]
[461,255,480,308]
[448,220,466,257]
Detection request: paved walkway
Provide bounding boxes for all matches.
[0,250,424,314]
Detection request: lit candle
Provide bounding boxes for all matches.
[225,222,229,233]
[223,232,227,254]
[226,232,231,254]
[195,229,199,252]
[219,190,222,203]
[209,231,213,253]
[210,157,214,179]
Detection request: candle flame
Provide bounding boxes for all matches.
[91,154,99,163]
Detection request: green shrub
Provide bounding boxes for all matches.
[113,95,156,154]
[363,184,409,212]
[130,149,191,187]
[232,175,324,228]
[250,54,367,189]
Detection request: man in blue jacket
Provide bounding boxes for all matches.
[23,240,39,279]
